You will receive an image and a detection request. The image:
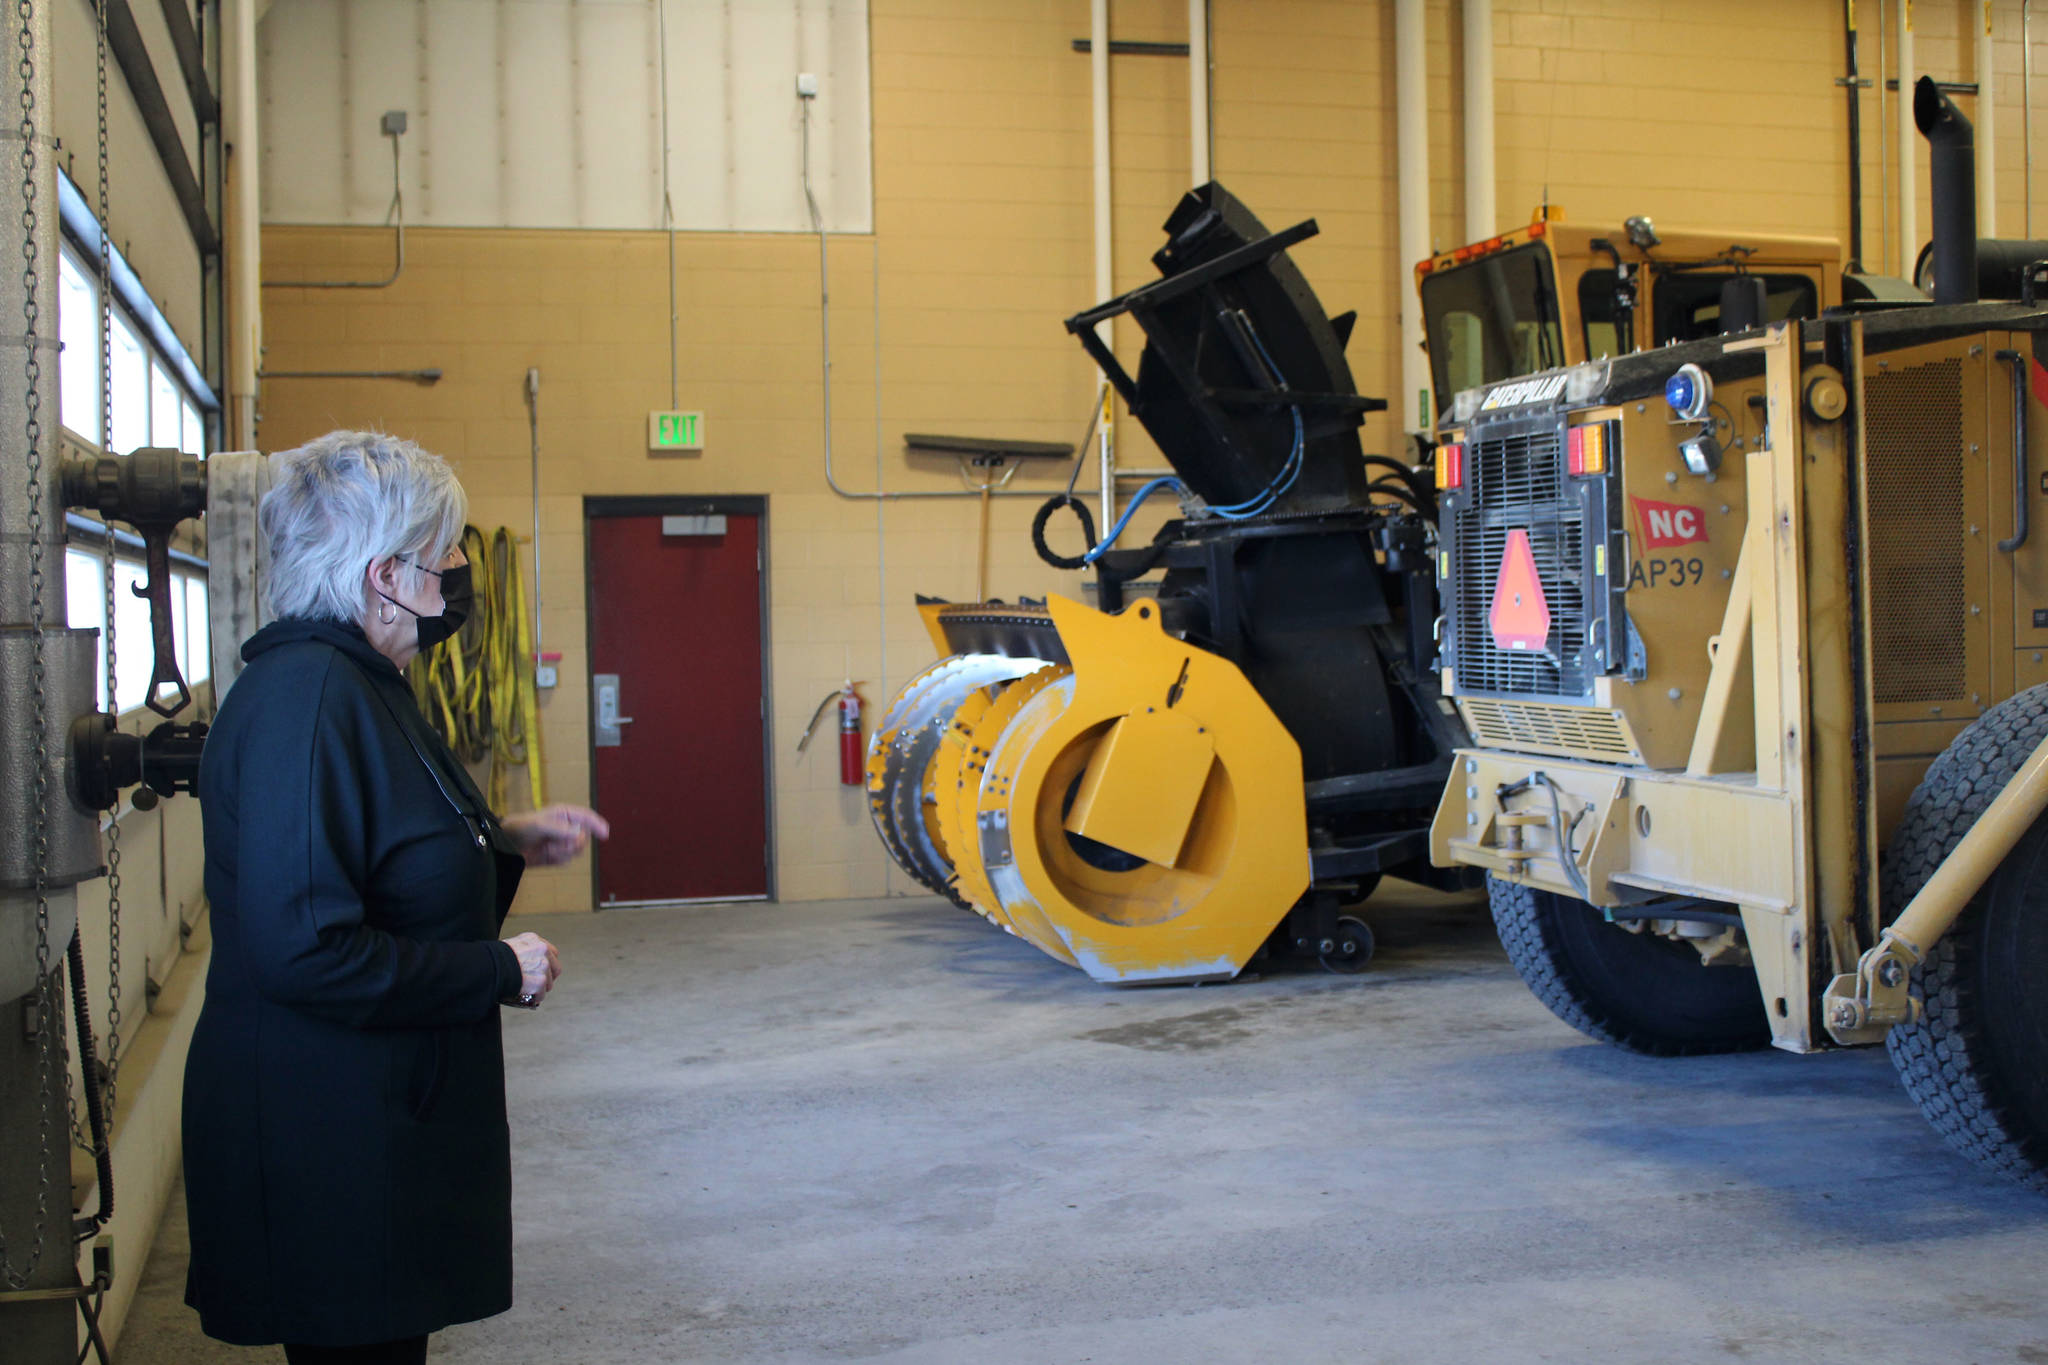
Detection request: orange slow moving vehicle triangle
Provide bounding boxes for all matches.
[1489,528,1551,652]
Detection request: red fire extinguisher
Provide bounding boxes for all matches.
[799,680,865,787]
[837,682,864,786]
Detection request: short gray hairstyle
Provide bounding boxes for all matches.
[259,430,468,623]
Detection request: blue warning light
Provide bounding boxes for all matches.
[1663,363,1712,422]
[1665,371,1697,415]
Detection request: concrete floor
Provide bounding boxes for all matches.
[117,884,2048,1364]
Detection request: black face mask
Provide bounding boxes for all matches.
[378,560,473,651]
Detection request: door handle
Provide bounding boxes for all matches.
[1997,349,2030,553]
[594,674,633,746]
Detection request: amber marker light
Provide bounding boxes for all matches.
[1567,424,1607,477]
[1436,441,1466,490]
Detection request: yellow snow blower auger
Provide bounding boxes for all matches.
[870,183,1479,984]
[868,596,1310,983]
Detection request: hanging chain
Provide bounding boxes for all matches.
[1,0,62,1292]
[95,0,121,1122]
[69,0,117,1156]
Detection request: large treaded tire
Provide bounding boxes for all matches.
[1882,686,2048,1192]
[1489,876,1773,1057]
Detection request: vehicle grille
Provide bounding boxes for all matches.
[1864,359,1966,705]
[1460,698,1641,762]
[1470,427,1566,506]
[1452,423,1590,697]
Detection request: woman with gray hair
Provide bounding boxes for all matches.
[181,431,607,1364]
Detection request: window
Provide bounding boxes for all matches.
[182,573,211,685]
[58,253,98,441]
[1419,244,1568,410]
[1578,269,1630,362]
[57,192,219,713]
[167,569,186,685]
[56,241,212,459]
[109,311,148,457]
[64,546,213,713]
[1651,272,1821,347]
[65,548,108,711]
[110,560,153,711]
[150,360,182,450]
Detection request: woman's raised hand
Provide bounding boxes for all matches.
[501,805,610,866]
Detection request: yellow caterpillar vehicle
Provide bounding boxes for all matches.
[1412,207,1925,428]
[867,184,1470,985]
[1426,80,2048,1189]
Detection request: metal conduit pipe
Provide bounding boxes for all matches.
[1896,0,1917,278]
[1877,0,1890,271]
[803,99,1037,502]
[656,0,678,409]
[222,0,262,448]
[263,127,405,290]
[1092,0,1115,529]
[1979,0,1997,237]
[1463,0,1495,241]
[1395,0,1430,431]
[2028,0,2037,238]
[1188,0,1210,184]
[257,367,441,383]
[525,369,543,674]
[1843,0,1865,270]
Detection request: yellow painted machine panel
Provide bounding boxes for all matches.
[1864,338,1995,726]
[1064,709,1216,870]
[1608,381,1759,770]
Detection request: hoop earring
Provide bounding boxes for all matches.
[378,600,398,626]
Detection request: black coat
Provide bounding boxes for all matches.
[183,617,527,1347]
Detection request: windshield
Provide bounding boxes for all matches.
[1578,268,1628,360]
[1651,271,1820,344]
[1420,243,1567,418]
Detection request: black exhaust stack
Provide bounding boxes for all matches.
[1914,75,1978,305]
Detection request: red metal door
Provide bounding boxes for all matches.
[587,508,768,904]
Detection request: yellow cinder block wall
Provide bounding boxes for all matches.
[253,0,2019,910]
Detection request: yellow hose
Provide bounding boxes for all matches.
[409,525,546,810]
[488,526,546,810]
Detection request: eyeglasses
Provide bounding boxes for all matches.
[396,553,463,579]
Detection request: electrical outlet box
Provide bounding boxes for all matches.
[795,72,818,98]
[535,664,558,689]
[381,110,408,137]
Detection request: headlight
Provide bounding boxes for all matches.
[1451,387,1482,424]
[1679,429,1723,475]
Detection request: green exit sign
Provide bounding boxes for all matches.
[647,410,705,453]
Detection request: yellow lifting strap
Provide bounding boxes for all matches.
[408,524,546,811]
